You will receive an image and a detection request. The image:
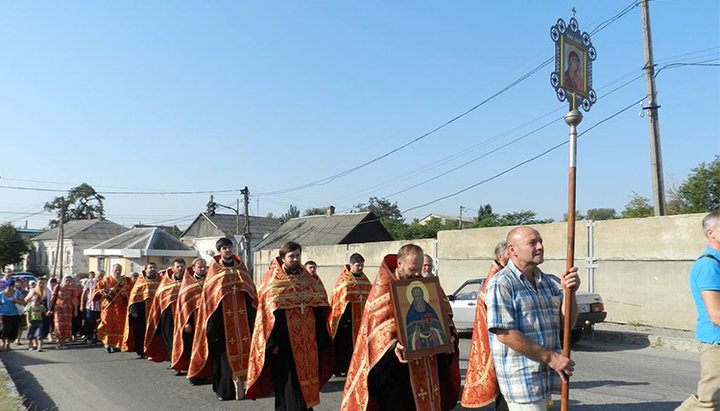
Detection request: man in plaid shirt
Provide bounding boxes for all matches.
[485,226,579,411]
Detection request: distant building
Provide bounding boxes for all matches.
[9,228,44,273]
[84,227,198,275]
[418,213,476,227]
[181,213,282,269]
[255,211,392,251]
[31,219,129,276]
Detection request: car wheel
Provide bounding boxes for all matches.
[570,327,583,344]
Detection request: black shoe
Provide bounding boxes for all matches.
[112,347,120,353]
[217,396,229,401]
[137,354,146,359]
[174,370,183,376]
[104,345,112,354]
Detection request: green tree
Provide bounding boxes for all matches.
[0,224,30,268]
[380,218,407,240]
[303,207,327,216]
[621,192,653,218]
[586,208,617,220]
[353,197,403,221]
[475,204,499,227]
[44,183,105,227]
[497,210,553,226]
[667,156,720,214]
[280,205,300,223]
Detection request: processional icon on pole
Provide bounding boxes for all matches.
[550,10,597,411]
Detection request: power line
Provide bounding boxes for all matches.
[400,96,646,215]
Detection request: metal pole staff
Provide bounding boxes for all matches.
[561,102,582,411]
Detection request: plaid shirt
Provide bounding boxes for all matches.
[485,259,563,404]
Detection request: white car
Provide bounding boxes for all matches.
[448,276,606,343]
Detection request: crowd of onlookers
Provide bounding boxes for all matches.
[0,267,133,352]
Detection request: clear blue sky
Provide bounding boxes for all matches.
[1,0,718,230]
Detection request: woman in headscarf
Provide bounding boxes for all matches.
[48,275,79,349]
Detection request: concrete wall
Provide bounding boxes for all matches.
[254,213,708,331]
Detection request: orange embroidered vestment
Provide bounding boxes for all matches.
[187,255,257,381]
[121,271,159,353]
[460,259,503,408]
[245,257,333,409]
[328,265,371,375]
[144,268,183,362]
[171,268,204,372]
[93,275,132,348]
[341,254,460,411]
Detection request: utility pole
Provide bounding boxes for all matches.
[641,0,666,216]
[59,207,64,278]
[458,206,463,229]
[241,187,251,273]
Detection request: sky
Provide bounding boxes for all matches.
[1,0,718,231]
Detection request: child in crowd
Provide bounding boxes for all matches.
[25,294,47,352]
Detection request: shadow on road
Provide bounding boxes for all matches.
[320,379,345,393]
[572,339,648,353]
[1,353,58,411]
[571,379,649,390]
[570,401,681,410]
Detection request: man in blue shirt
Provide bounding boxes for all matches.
[485,226,579,411]
[677,211,720,411]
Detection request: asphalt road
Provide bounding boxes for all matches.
[1,337,700,411]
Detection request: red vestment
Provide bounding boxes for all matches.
[341,254,460,411]
[460,259,503,408]
[121,271,160,353]
[245,257,333,408]
[93,275,132,348]
[328,265,371,341]
[171,269,205,373]
[144,268,183,362]
[187,255,256,380]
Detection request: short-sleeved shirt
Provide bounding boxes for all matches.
[690,246,720,344]
[25,303,47,322]
[485,259,563,404]
[0,289,22,315]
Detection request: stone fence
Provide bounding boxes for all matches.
[254,213,707,331]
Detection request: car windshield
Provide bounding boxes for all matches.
[454,281,482,301]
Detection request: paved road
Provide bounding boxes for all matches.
[1,337,700,411]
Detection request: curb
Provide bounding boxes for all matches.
[585,329,697,353]
[0,356,24,408]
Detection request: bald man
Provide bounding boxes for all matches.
[484,226,579,411]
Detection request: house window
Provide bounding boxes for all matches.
[97,257,106,272]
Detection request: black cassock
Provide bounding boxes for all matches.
[206,297,257,400]
[127,300,147,357]
[367,343,453,411]
[159,306,174,356]
[266,307,331,411]
[333,305,353,376]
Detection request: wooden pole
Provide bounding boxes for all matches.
[561,106,582,411]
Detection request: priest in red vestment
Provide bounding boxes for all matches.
[461,241,510,410]
[188,238,257,400]
[172,257,210,384]
[93,263,132,353]
[122,262,160,358]
[144,259,185,365]
[328,252,371,377]
[341,244,460,411]
[246,241,334,411]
